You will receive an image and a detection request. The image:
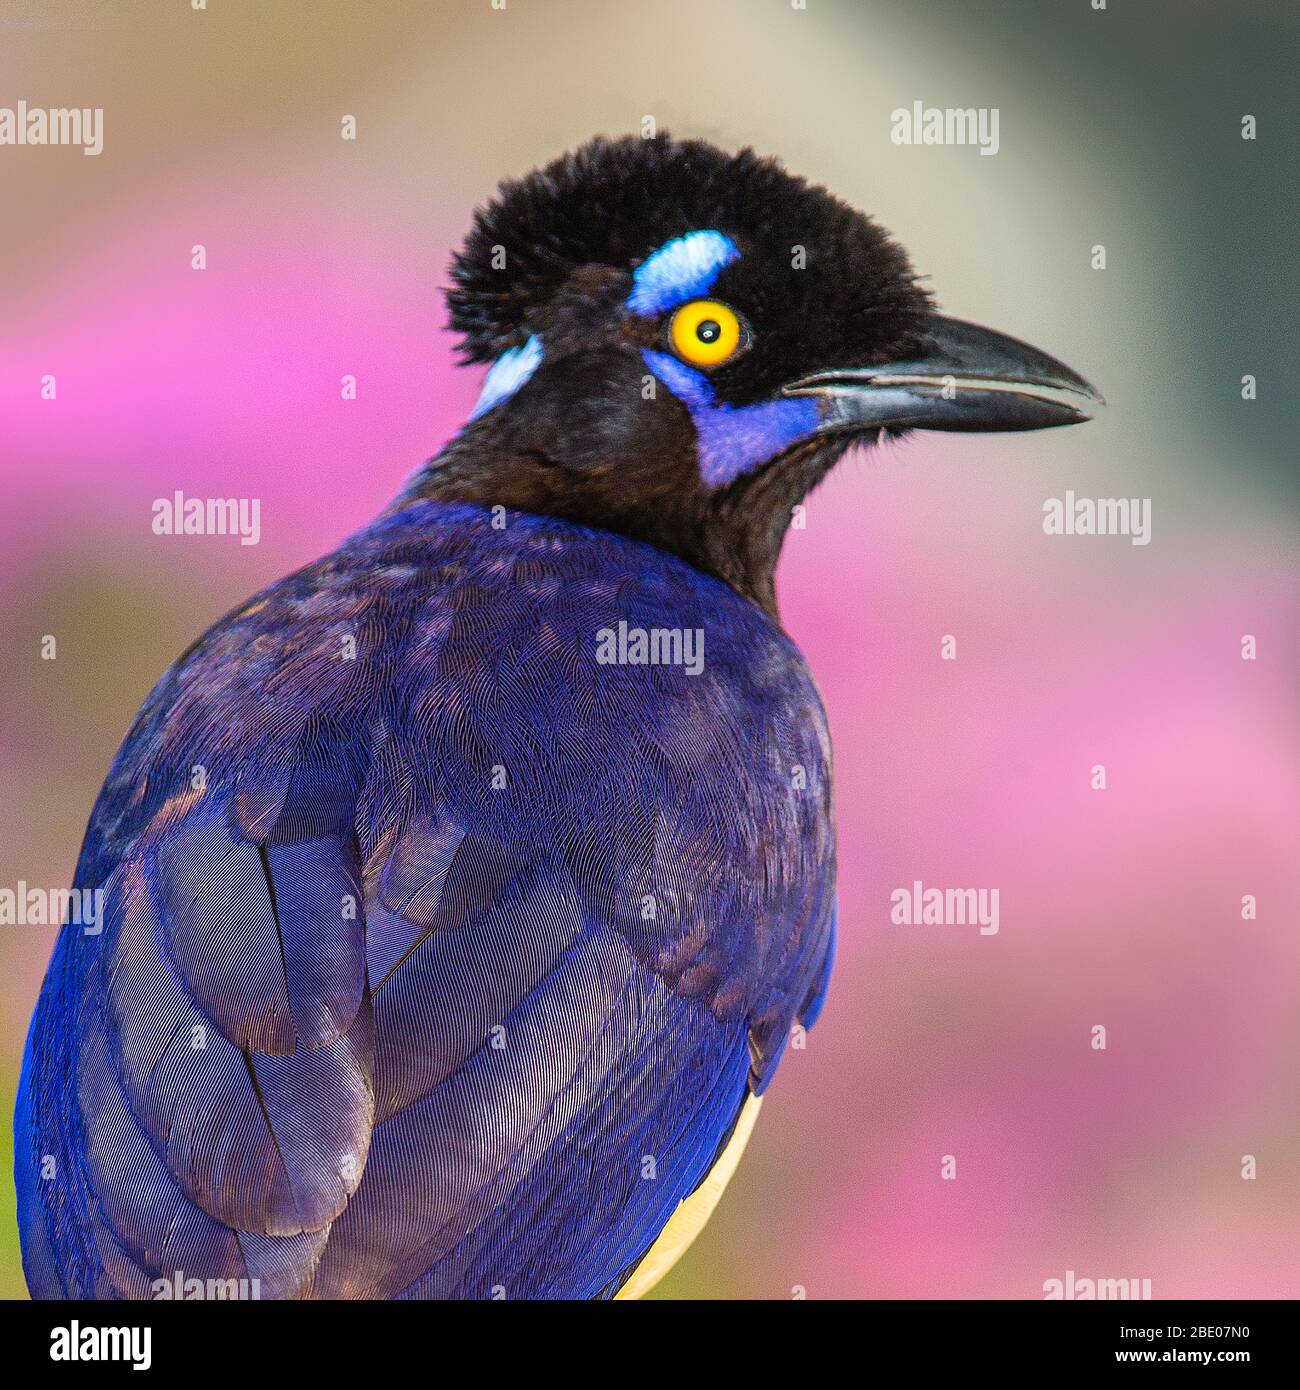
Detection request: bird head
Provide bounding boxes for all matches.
[423,135,1100,614]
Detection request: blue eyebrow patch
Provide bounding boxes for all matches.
[469,334,544,420]
[627,231,739,317]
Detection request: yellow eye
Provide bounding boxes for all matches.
[669,299,745,367]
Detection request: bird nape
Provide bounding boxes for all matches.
[16,134,1098,1302]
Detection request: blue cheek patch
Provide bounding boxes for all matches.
[643,349,821,488]
[470,334,544,420]
[627,231,739,317]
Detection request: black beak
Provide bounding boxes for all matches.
[783,315,1103,433]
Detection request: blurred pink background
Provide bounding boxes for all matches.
[2,0,1297,1298]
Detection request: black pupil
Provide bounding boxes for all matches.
[696,319,722,344]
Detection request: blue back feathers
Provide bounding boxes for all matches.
[16,501,837,1299]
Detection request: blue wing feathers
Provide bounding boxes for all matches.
[16,501,836,1298]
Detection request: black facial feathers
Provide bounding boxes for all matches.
[446,133,932,402]
[429,135,937,615]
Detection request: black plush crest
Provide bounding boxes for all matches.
[446,134,929,366]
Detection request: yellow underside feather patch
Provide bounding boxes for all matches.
[615,1094,762,1300]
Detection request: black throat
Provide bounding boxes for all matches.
[399,423,854,621]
